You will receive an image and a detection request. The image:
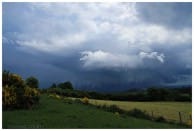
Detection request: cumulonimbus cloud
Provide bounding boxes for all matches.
[3,3,191,70]
[3,3,192,88]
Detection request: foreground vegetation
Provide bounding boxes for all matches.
[3,95,189,129]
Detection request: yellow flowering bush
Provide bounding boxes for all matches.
[24,86,40,98]
[82,97,89,104]
[23,87,40,109]
[2,85,17,108]
[9,74,25,88]
[2,71,40,110]
[3,85,40,110]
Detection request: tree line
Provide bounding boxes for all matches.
[43,82,191,102]
[3,70,191,102]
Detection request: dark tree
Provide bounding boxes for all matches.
[147,87,160,101]
[25,76,39,88]
[58,81,73,90]
[3,70,10,86]
[50,83,57,88]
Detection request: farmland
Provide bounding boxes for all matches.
[2,95,189,129]
[2,71,192,128]
[89,99,192,124]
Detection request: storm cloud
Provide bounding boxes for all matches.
[3,2,192,91]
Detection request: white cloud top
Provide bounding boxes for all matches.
[139,52,165,63]
[80,50,141,69]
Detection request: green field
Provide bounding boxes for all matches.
[2,95,189,129]
[89,99,192,124]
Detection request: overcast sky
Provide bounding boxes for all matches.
[3,2,192,91]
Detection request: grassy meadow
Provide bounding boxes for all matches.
[89,99,192,124]
[2,94,189,129]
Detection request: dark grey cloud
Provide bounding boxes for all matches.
[136,2,192,29]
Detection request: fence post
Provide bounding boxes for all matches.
[189,114,192,121]
[151,111,154,120]
[179,112,182,124]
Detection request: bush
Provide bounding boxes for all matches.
[55,94,61,99]
[74,98,82,104]
[2,71,40,110]
[115,112,120,117]
[3,73,25,88]
[107,105,124,114]
[25,76,39,88]
[82,97,89,104]
[155,116,166,122]
[58,81,74,90]
[48,94,61,99]
[23,86,40,109]
[63,98,73,104]
[94,104,125,115]
[3,85,40,110]
[127,108,151,120]
[2,85,17,109]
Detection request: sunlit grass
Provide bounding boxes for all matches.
[89,99,192,123]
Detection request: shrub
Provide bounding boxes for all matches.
[58,81,74,90]
[74,98,82,104]
[48,94,61,99]
[127,108,151,120]
[48,94,55,98]
[25,76,39,88]
[24,86,40,97]
[2,85,17,109]
[55,94,61,99]
[2,71,40,110]
[63,98,73,104]
[82,97,89,104]
[107,105,124,114]
[155,116,166,122]
[115,112,120,117]
[23,86,40,109]
[7,73,25,88]
[3,85,40,110]
[101,104,107,108]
